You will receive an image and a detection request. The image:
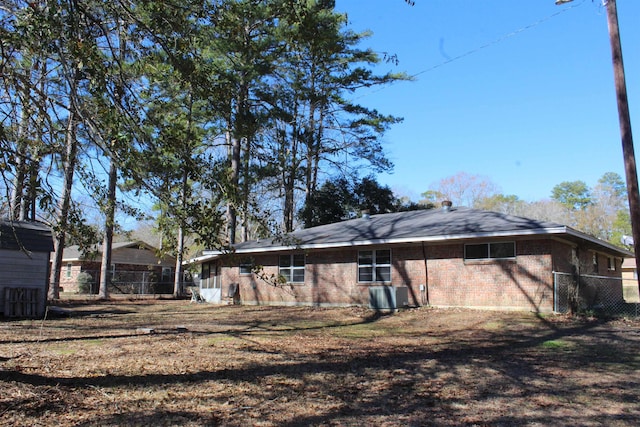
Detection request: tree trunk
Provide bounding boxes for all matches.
[174,223,185,298]
[98,158,117,299]
[227,127,239,244]
[241,135,250,242]
[10,77,31,221]
[49,79,79,300]
[173,167,188,297]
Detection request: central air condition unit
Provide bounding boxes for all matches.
[369,286,409,310]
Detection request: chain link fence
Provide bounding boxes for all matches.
[554,271,640,317]
[78,270,175,295]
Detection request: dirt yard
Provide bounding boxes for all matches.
[1,300,640,426]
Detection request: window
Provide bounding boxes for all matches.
[464,242,515,260]
[279,254,305,283]
[607,256,616,271]
[592,253,599,273]
[239,259,253,275]
[201,263,210,288]
[358,249,391,283]
[201,262,221,289]
[66,263,72,278]
[162,267,172,281]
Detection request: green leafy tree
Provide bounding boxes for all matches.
[300,175,404,228]
[354,176,399,214]
[598,171,627,200]
[551,180,592,211]
[299,177,353,228]
[612,210,632,249]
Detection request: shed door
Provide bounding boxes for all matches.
[200,262,221,303]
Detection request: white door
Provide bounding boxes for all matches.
[200,262,222,303]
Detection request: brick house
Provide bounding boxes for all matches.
[188,204,632,313]
[57,241,176,294]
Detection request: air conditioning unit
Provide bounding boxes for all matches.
[369,286,409,310]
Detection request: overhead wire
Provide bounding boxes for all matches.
[411,0,587,79]
[356,0,587,99]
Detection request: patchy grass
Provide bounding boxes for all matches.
[2,301,640,426]
[540,339,573,350]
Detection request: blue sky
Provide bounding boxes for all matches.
[335,0,640,203]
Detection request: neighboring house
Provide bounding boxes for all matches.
[622,258,639,302]
[188,203,632,313]
[1,220,53,318]
[57,241,176,294]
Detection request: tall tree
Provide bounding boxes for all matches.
[551,180,592,211]
[206,0,278,243]
[268,0,405,231]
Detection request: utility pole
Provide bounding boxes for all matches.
[604,0,640,295]
[557,0,640,294]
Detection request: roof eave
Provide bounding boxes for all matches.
[185,226,582,263]
[563,227,634,257]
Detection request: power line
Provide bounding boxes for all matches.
[411,0,587,79]
[355,0,587,100]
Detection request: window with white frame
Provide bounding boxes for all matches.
[607,256,616,271]
[66,263,72,278]
[201,263,210,288]
[464,242,515,260]
[592,253,599,273]
[279,254,305,283]
[358,249,391,283]
[239,259,253,275]
[201,262,219,289]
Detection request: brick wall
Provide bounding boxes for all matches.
[222,246,424,307]
[426,240,555,312]
[217,238,622,312]
[57,262,93,293]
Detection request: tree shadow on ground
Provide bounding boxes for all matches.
[3,317,638,426]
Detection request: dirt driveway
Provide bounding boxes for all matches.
[1,300,640,426]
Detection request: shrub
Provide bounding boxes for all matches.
[77,272,94,294]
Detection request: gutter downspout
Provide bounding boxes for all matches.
[421,241,429,306]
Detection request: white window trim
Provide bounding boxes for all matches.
[358,249,392,283]
[279,254,305,283]
[464,242,516,261]
[239,259,253,275]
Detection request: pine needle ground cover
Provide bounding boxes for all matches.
[1,301,640,426]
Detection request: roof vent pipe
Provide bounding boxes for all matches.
[361,209,371,219]
[441,200,453,212]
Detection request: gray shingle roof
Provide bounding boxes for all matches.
[61,241,155,261]
[188,207,633,265]
[0,220,53,252]
[232,206,567,252]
